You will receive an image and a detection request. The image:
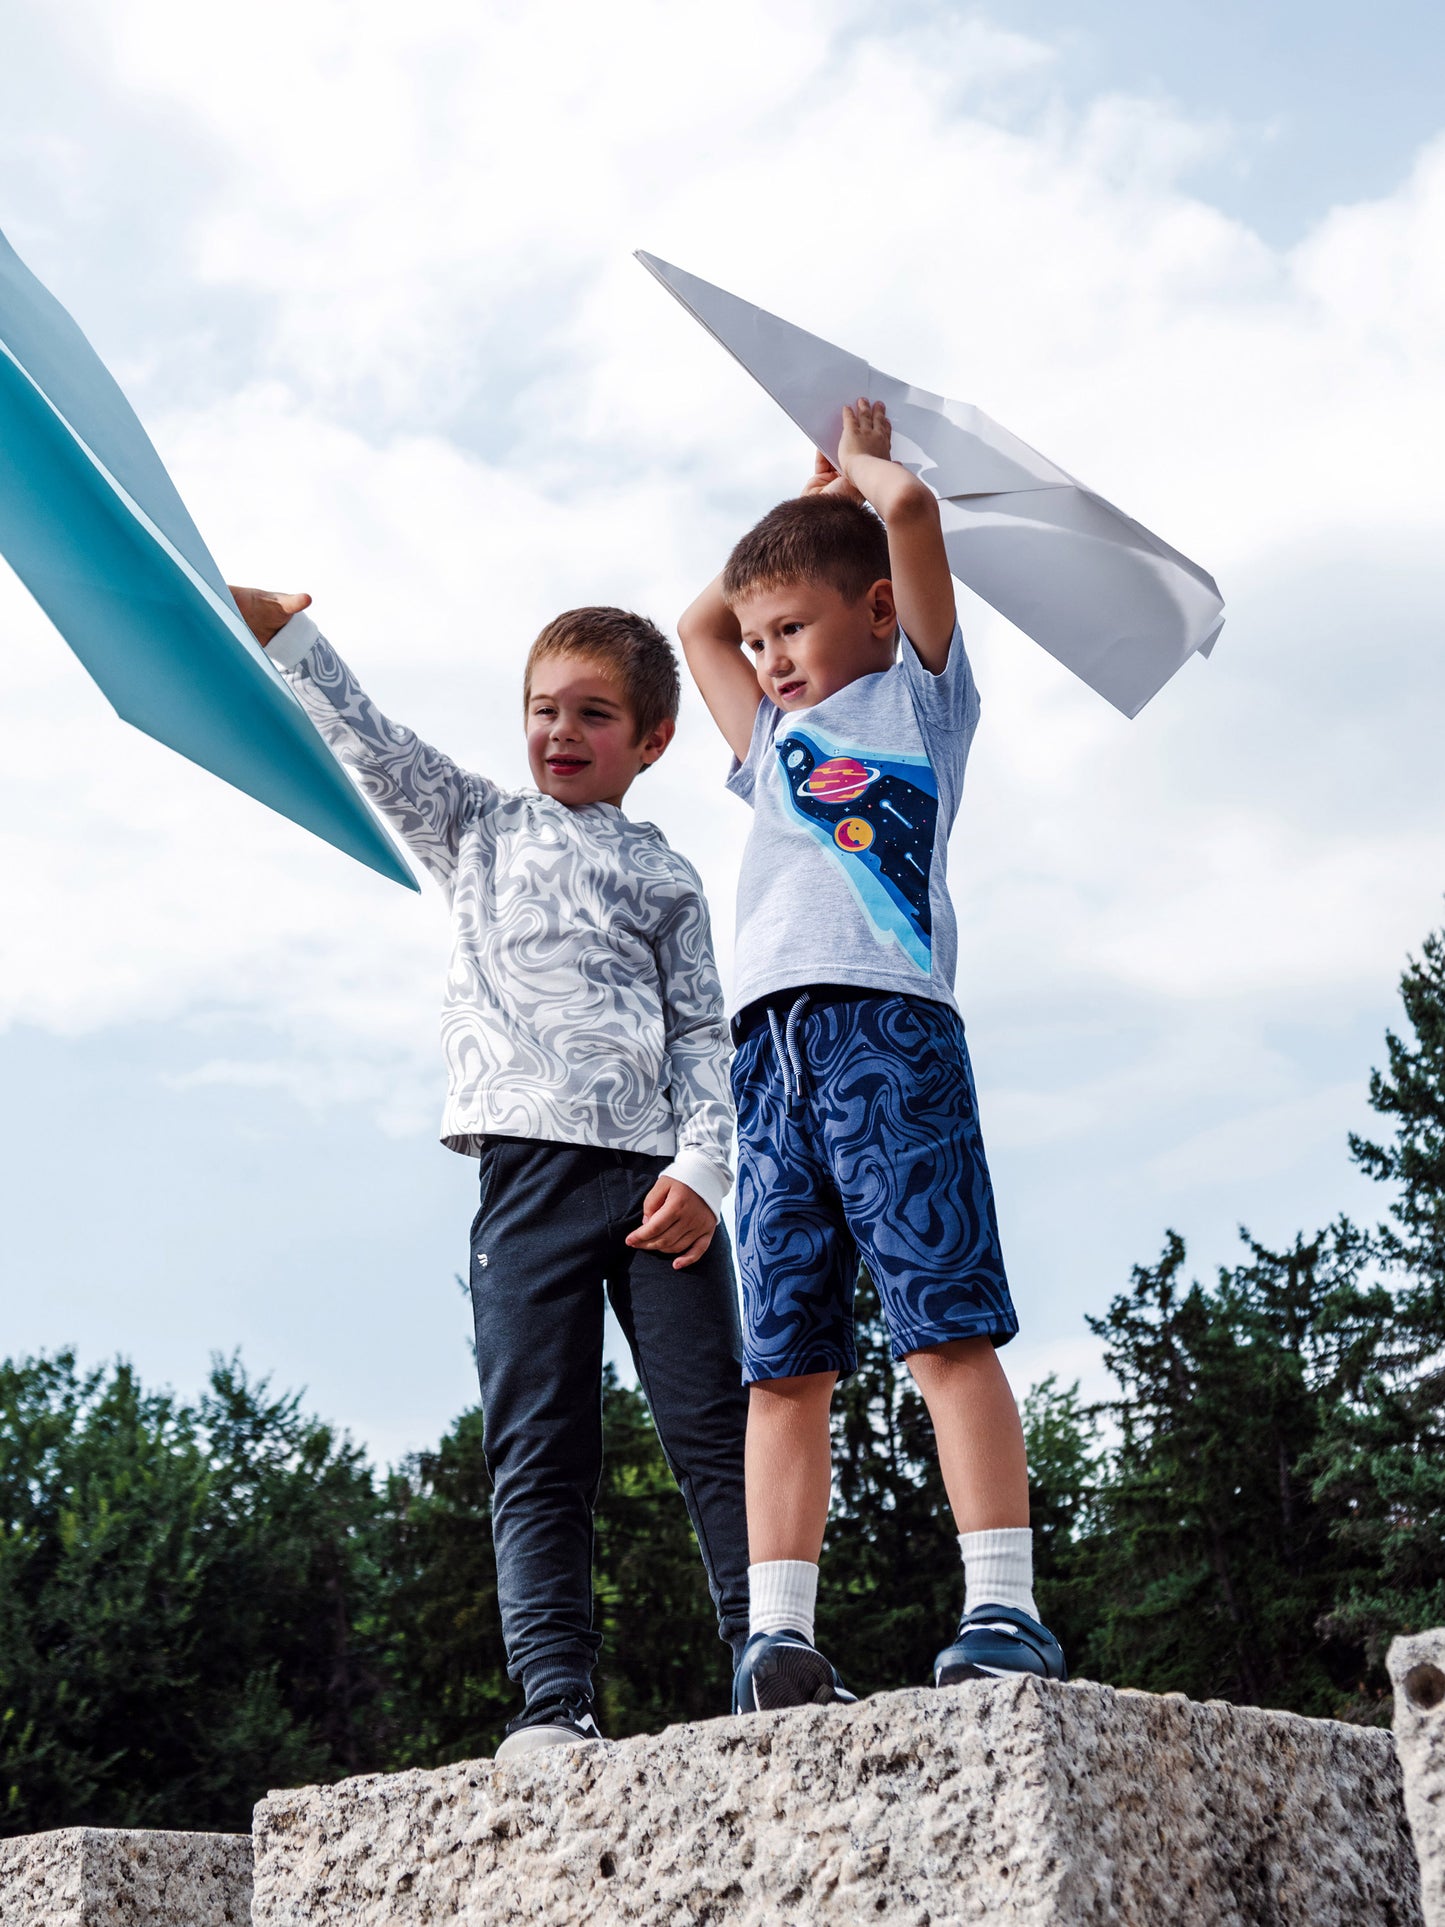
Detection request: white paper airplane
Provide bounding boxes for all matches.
[637,252,1224,718]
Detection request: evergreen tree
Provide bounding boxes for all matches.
[372,1407,512,1767]
[1325,925,1445,1673]
[0,1352,382,1835]
[1021,1374,1101,1663]
[591,1370,732,1733]
[1064,1223,1409,1716]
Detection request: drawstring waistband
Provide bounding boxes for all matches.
[766,991,812,1108]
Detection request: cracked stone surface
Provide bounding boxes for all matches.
[0,1827,252,1925]
[1392,1629,1445,1926]
[252,1677,1420,1926]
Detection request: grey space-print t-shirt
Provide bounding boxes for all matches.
[726,625,979,1020]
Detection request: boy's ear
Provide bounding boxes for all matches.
[638,715,677,768]
[866,578,899,640]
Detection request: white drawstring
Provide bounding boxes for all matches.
[766,992,812,1106]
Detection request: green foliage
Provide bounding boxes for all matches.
[368,1407,510,1769]
[1022,1374,1101,1663]
[1328,925,1445,1675]
[0,1353,377,1833]
[592,1369,731,1735]
[1069,1226,1378,1714]
[1352,925,1445,1280]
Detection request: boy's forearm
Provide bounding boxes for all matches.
[679,574,760,762]
[843,455,957,670]
[843,452,937,528]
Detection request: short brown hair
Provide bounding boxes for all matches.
[721,494,891,608]
[523,606,681,744]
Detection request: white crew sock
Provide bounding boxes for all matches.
[959,1528,1038,1620]
[748,1560,819,1644]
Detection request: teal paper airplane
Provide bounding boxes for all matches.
[0,227,416,889]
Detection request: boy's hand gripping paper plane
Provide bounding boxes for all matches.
[0,227,416,888]
[637,252,1224,719]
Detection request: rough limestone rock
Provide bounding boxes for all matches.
[1392,1629,1445,1926]
[0,1826,252,1925]
[252,1677,1420,1925]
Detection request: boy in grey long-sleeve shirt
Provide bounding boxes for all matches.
[235,587,749,1758]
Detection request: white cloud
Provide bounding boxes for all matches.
[3,0,1443,1240]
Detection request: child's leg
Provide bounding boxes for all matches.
[468,1139,611,1713]
[904,1338,1028,1532]
[744,1370,837,1562]
[733,1368,855,1709]
[608,1157,751,1666]
[815,992,1062,1674]
[727,998,858,1705]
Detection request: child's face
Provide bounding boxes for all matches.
[733,578,898,712]
[525,652,673,809]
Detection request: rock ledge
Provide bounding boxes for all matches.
[252,1676,1419,1926]
[0,1826,252,1926]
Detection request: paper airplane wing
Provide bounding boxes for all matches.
[637,252,1224,719]
[0,229,416,888]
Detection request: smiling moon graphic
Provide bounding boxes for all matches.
[805,755,879,804]
[834,816,875,852]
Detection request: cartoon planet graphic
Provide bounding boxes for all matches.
[805,755,880,804]
[834,816,875,852]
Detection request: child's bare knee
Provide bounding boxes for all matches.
[748,1370,838,1411]
[904,1337,996,1383]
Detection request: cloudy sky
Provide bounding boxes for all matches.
[2,0,1443,1462]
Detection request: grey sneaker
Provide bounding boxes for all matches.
[494,1691,604,1761]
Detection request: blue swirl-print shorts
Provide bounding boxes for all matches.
[731,986,1017,1384]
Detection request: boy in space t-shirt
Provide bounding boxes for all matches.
[679,399,1066,1712]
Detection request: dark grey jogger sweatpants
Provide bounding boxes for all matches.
[466,1137,750,1708]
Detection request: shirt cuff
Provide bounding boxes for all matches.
[659,1148,731,1220]
[265,609,322,671]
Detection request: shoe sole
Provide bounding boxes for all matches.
[741,1642,856,1713]
[494,1724,603,1761]
[933,1657,1060,1688]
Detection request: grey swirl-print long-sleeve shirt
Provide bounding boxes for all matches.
[270,613,733,1215]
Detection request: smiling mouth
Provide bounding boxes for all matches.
[547,756,589,775]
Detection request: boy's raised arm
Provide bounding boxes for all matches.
[835,401,958,674]
[677,576,763,765]
[230,584,479,888]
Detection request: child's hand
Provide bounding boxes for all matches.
[625,1177,717,1270]
[837,397,892,479]
[799,449,863,504]
[228,585,312,647]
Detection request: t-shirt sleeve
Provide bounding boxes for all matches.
[724,697,782,806]
[900,621,979,734]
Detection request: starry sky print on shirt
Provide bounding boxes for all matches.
[774,724,939,974]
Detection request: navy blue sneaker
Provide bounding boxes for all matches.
[932,1605,1067,1686]
[494,1690,604,1761]
[733,1630,857,1713]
